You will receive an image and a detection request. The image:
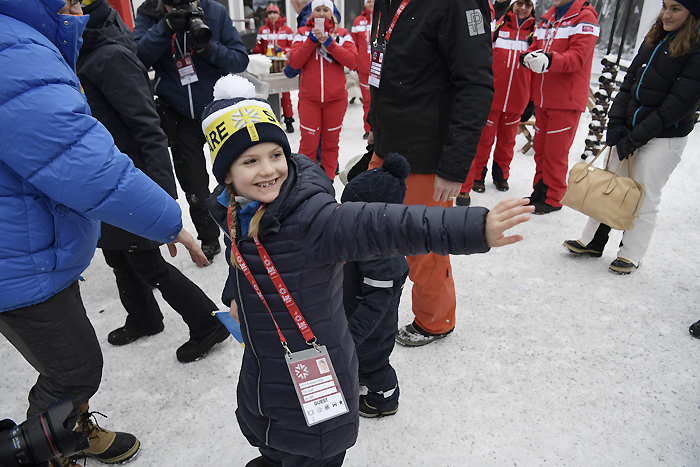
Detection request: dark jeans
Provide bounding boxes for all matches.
[0,282,102,428]
[238,415,346,467]
[157,104,219,245]
[102,248,219,338]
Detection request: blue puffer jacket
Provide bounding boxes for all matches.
[133,0,249,120]
[208,154,490,459]
[0,0,183,313]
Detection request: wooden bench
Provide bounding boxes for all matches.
[517,118,536,154]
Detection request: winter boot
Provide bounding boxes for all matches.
[176,321,230,363]
[201,240,221,264]
[563,240,603,258]
[359,395,399,418]
[609,257,637,275]
[492,163,509,191]
[689,320,700,339]
[455,192,470,206]
[284,117,295,133]
[74,403,140,464]
[472,167,487,193]
[395,321,454,347]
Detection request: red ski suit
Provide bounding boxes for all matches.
[527,0,599,207]
[462,9,534,193]
[351,8,372,133]
[252,17,295,119]
[289,17,357,179]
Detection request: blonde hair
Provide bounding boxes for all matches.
[645,14,700,58]
[226,184,268,268]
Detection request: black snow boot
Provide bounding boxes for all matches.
[284,117,295,133]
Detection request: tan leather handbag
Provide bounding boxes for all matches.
[561,146,645,230]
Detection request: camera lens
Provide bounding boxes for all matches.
[0,398,85,466]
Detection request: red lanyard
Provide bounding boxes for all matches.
[541,18,563,54]
[375,0,411,44]
[227,205,316,351]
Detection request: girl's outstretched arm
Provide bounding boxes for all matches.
[485,198,534,247]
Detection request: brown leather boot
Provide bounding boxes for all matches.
[74,403,140,464]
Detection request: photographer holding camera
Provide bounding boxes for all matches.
[134,0,249,263]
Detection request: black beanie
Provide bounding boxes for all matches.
[676,0,700,17]
[201,75,291,185]
[341,153,410,204]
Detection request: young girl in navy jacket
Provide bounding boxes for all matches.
[202,75,533,467]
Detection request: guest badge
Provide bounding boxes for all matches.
[286,345,348,426]
[175,56,199,85]
[368,43,385,89]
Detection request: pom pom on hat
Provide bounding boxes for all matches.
[340,153,410,204]
[202,75,291,185]
[213,74,257,101]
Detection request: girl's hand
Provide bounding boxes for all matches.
[230,300,239,323]
[312,27,328,43]
[485,198,534,247]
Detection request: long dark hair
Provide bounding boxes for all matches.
[645,13,700,58]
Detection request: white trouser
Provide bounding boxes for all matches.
[579,136,688,267]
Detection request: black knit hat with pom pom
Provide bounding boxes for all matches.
[340,153,410,204]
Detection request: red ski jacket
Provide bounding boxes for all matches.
[289,17,357,103]
[492,10,534,113]
[528,0,599,112]
[252,17,294,55]
[351,8,372,75]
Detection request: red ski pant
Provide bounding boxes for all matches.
[532,108,581,207]
[369,154,456,335]
[359,72,371,133]
[461,109,521,193]
[298,98,347,179]
[281,91,293,119]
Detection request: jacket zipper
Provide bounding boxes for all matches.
[633,36,668,128]
[235,247,272,444]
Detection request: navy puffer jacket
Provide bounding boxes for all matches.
[608,32,700,146]
[209,154,490,459]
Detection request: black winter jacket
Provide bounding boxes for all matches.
[608,32,700,147]
[207,154,490,459]
[368,0,494,183]
[77,1,178,251]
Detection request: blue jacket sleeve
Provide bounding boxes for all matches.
[204,11,249,73]
[0,65,182,244]
[133,13,171,69]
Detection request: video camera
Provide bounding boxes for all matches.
[165,0,213,43]
[0,398,87,467]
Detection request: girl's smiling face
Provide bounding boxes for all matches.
[225,142,288,204]
[660,0,691,31]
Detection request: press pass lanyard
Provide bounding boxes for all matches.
[226,205,316,354]
[369,0,410,88]
[227,205,348,427]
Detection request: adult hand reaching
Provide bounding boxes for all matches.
[433,175,462,203]
[167,228,210,268]
[485,198,534,247]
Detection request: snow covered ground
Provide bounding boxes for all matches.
[2,85,699,466]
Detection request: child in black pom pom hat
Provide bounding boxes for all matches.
[203,75,534,466]
[341,153,410,418]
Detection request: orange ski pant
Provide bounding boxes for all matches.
[369,154,456,334]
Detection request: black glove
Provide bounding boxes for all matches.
[191,34,213,56]
[163,10,187,34]
[605,123,628,147]
[615,137,635,160]
[520,101,535,122]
